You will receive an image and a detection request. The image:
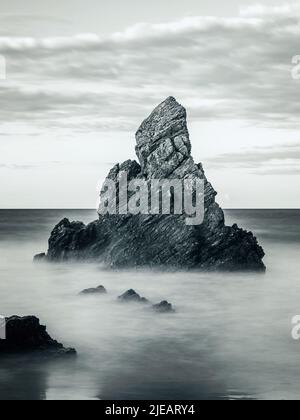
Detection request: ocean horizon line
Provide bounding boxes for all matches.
[0,208,300,211]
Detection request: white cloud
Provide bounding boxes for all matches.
[0,4,299,136]
[1,4,300,183]
[239,3,300,17]
[206,142,300,175]
[1,4,300,208]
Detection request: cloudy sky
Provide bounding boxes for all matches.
[0,0,300,208]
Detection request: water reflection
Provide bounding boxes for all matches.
[99,338,236,400]
[0,357,48,400]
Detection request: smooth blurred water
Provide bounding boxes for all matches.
[0,209,300,400]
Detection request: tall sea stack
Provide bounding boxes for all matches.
[42,97,265,271]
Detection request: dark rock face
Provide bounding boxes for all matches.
[43,97,265,271]
[118,289,149,304]
[135,96,192,178]
[80,285,107,295]
[33,253,46,262]
[0,316,76,356]
[153,301,175,313]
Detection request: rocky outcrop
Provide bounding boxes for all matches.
[33,253,46,262]
[118,290,174,313]
[153,301,175,313]
[41,97,265,271]
[0,316,76,356]
[118,289,149,304]
[80,285,107,295]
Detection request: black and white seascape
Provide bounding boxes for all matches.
[1,0,300,402]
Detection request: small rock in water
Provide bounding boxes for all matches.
[80,285,107,295]
[0,316,76,357]
[153,301,175,313]
[33,253,46,262]
[118,289,149,304]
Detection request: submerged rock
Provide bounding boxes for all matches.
[153,301,175,314]
[33,253,46,262]
[41,97,265,271]
[80,285,107,295]
[0,316,76,356]
[118,289,149,304]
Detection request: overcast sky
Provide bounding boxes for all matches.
[0,0,300,208]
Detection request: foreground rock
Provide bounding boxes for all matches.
[80,285,107,295]
[0,316,76,356]
[118,289,149,304]
[153,301,175,313]
[33,253,46,262]
[41,97,265,271]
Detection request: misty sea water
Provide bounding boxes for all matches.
[0,209,300,400]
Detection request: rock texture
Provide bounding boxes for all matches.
[33,253,46,262]
[80,285,107,295]
[0,316,76,356]
[153,301,175,314]
[118,289,149,304]
[42,97,265,271]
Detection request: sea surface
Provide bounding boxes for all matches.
[0,209,300,400]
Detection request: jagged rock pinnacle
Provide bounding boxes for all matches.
[135,97,193,178]
[43,98,266,272]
